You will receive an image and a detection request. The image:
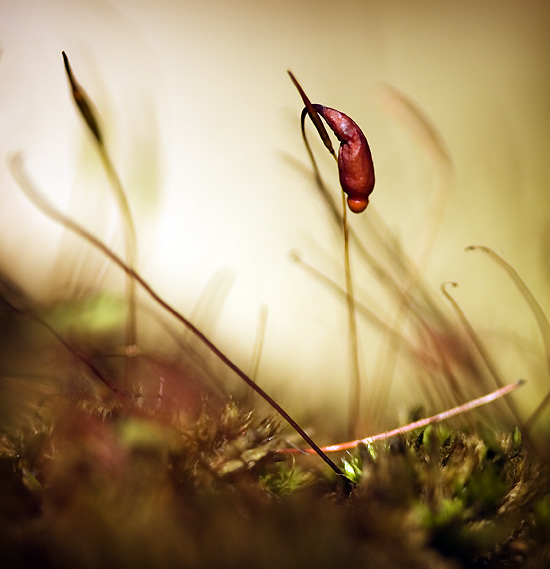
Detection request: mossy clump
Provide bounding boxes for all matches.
[0,397,549,569]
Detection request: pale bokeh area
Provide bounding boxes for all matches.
[0,1,549,433]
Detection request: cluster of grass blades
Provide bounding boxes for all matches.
[0,53,549,568]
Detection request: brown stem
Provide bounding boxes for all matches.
[9,154,344,479]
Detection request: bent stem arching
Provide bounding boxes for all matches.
[280,379,525,454]
[441,282,526,429]
[467,245,550,432]
[9,154,345,480]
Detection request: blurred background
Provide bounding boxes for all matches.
[0,0,549,436]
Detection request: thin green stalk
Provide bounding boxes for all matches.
[441,282,526,430]
[342,191,362,439]
[97,145,138,355]
[62,51,138,377]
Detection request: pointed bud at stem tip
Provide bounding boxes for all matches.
[288,70,335,158]
[279,379,526,454]
[62,51,103,144]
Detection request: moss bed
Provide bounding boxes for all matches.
[1,397,549,569]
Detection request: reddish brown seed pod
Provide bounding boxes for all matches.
[312,104,375,213]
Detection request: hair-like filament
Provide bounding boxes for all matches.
[279,379,525,454]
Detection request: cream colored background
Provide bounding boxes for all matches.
[0,1,548,429]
